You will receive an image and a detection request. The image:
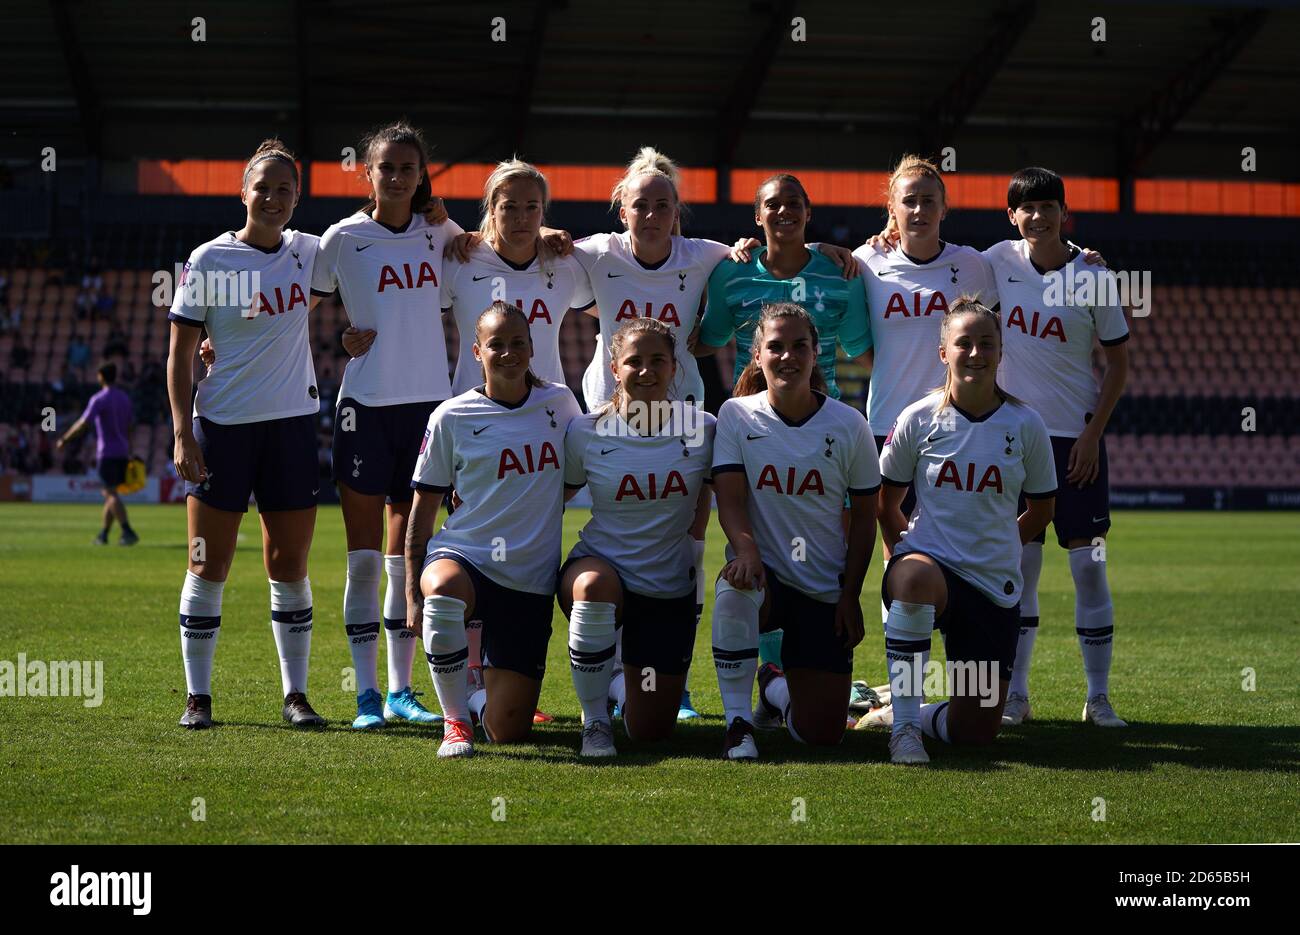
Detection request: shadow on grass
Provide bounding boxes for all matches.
[174,713,1300,772]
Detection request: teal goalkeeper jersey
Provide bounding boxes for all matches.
[700,247,871,399]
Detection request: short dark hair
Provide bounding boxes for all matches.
[1007,167,1066,210]
[98,362,117,384]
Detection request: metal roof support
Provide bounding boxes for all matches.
[296,0,312,162]
[50,0,100,159]
[509,1,552,157]
[920,1,1036,160]
[1117,8,1268,212]
[713,0,797,203]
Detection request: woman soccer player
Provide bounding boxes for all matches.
[558,318,715,756]
[311,121,464,730]
[575,149,856,720]
[877,298,1056,764]
[167,139,326,729]
[987,167,1130,728]
[696,173,873,694]
[406,302,582,757]
[696,173,872,399]
[442,159,591,394]
[710,303,880,760]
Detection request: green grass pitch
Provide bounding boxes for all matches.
[1,504,1296,843]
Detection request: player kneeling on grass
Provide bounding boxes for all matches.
[711,303,880,761]
[405,302,581,758]
[877,298,1056,765]
[167,140,326,730]
[557,318,715,757]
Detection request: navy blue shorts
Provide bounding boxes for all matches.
[881,552,1020,682]
[1018,435,1109,548]
[187,414,318,513]
[424,549,554,679]
[333,397,440,503]
[559,556,697,676]
[97,456,127,489]
[763,563,852,675]
[876,435,916,518]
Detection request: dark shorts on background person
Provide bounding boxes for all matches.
[97,456,127,489]
[425,549,553,679]
[187,414,318,513]
[763,563,852,675]
[1018,435,1109,548]
[882,551,1020,682]
[333,397,440,503]
[875,434,916,518]
[559,555,697,676]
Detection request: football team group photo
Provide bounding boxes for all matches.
[2,1,1296,864]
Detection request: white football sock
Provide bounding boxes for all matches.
[711,579,761,726]
[423,595,470,724]
[468,687,489,737]
[179,571,223,695]
[1070,545,1114,697]
[465,617,484,688]
[569,600,618,727]
[885,600,934,731]
[1010,541,1043,697]
[609,668,627,711]
[343,549,382,695]
[920,700,951,743]
[382,555,417,694]
[269,577,312,696]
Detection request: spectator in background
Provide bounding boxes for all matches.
[0,271,8,307]
[67,333,91,379]
[9,337,31,373]
[55,361,139,546]
[103,323,129,359]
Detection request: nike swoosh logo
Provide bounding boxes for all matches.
[472,426,488,435]
[1007,276,1022,282]
[472,275,492,281]
[600,447,619,455]
[742,298,763,307]
[355,244,373,252]
[606,272,623,278]
[1092,515,1108,523]
[291,610,312,622]
[746,433,768,441]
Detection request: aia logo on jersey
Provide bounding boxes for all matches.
[882,421,897,447]
[497,442,559,479]
[248,283,307,317]
[614,299,681,328]
[934,460,1003,494]
[883,290,949,319]
[378,262,438,292]
[419,427,430,455]
[1005,306,1066,342]
[512,297,553,325]
[615,470,688,501]
[755,465,825,496]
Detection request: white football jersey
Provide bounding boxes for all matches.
[412,382,581,595]
[169,230,319,425]
[443,244,593,394]
[564,408,716,598]
[880,392,1057,607]
[983,240,1130,438]
[313,212,464,407]
[854,242,998,432]
[712,392,881,603]
[572,232,731,408]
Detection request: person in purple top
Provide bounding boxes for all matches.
[57,361,138,545]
